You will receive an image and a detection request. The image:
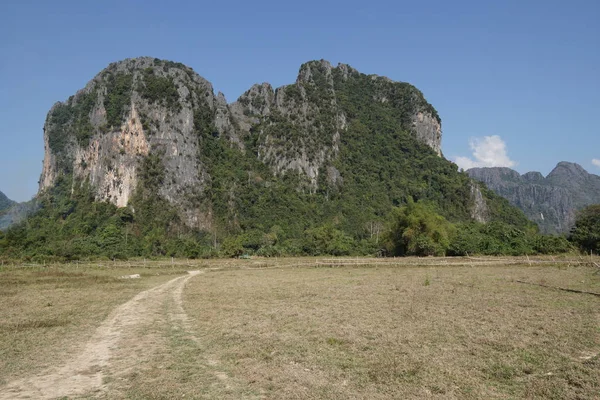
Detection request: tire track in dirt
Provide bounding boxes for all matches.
[0,270,202,400]
[167,270,235,387]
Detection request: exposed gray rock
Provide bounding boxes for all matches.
[230,59,443,188]
[39,57,222,229]
[467,162,600,234]
[522,171,544,182]
[326,166,343,187]
[38,57,446,229]
[411,111,442,156]
[469,183,489,223]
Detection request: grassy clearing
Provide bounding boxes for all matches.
[0,262,189,384]
[1,257,599,399]
[179,260,600,399]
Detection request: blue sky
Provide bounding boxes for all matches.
[0,0,598,201]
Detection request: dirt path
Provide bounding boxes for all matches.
[0,270,202,400]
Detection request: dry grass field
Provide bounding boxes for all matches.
[0,257,599,399]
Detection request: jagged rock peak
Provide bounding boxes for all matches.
[467,163,600,234]
[548,161,590,181]
[467,167,523,184]
[237,58,443,156]
[234,82,275,117]
[335,63,357,80]
[297,59,335,84]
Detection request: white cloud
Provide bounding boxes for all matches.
[454,135,517,170]
[592,159,600,168]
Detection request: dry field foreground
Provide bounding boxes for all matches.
[0,257,599,399]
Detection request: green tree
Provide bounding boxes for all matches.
[532,234,573,255]
[447,222,483,256]
[569,205,600,253]
[221,235,244,257]
[385,200,454,256]
[302,225,354,256]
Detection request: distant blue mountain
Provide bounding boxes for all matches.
[0,191,38,231]
[0,191,15,212]
[467,162,600,234]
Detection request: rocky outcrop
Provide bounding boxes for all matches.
[412,111,442,156]
[39,57,228,229]
[230,61,342,188]
[467,162,600,234]
[230,60,442,187]
[469,183,489,223]
[39,57,446,228]
[72,102,150,208]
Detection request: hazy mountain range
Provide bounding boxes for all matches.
[467,162,600,234]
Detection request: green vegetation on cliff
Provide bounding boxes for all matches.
[0,58,568,261]
[138,67,180,113]
[0,167,209,261]
[104,72,134,128]
[48,91,97,153]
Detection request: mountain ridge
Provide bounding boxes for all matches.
[467,162,600,234]
[0,192,38,231]
[1,57,535,258]
[0,191,15,213]
[38,57,447,230]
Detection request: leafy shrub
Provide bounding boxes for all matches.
[569,205,600,253]
[302,225,355,256]
[384,201,454,256]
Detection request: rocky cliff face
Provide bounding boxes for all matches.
[467,162,600,234]
[39,58,236,229]
[39,57,446,227]
[469,183,489,223]
[230,60,442,188]
[230,60,344,188]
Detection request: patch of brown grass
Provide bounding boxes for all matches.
[179,261,600,399]
[0,317,71,332]
[2,257,599,399]
[0,262,188,384]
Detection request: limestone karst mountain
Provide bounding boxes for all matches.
[39,57,447,230]
[3,57,532,257]
[467,162,600,234]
